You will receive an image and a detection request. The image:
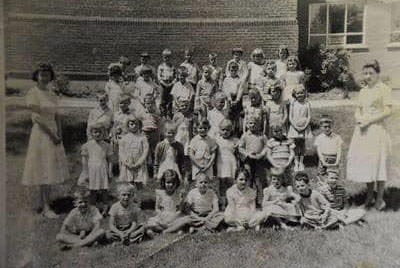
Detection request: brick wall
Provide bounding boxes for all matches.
[5,0,297,19]
[4,0,299,78]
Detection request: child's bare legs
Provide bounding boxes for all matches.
[219,177,234,210]
[57,228,105,248]
[40,185,58,218]
[294,138,305,171]
[365,182,375,207]
[375,181,386,210]
[163,216,195,233]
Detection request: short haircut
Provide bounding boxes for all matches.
[294,172,310,184]
[160,169,181,189]
[73,187,90,201]
[117,183,135,195]
[362,59,380,74]
[32,63,55,82]
[319,115,334,125]
[109,65,123,77]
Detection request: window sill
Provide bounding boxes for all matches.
[326,44,369,52]
[386,42,400,50]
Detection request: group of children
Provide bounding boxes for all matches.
[56,46,366,249]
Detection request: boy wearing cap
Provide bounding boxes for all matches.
[314,115,343,176]
[158,49,176,119]
[134,52,156,82]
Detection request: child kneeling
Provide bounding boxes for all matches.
[56,188,105,250]
[106,183,145,245]
[164,173,224,233]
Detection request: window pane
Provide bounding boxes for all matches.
[309,35,326,46]
[391,3,400,32]
[391,32,400,43]
[346,35,363,44]
[328,4,345,33]
[347,3,364,32]
[310,4,327,34]
[327,35,345,46]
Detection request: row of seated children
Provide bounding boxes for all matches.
[57,168,365,249]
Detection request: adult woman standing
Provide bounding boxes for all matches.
[22,63,70,218]
[347,60,392,210]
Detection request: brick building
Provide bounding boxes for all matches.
[4,0,400,87]
[298,0,400,88]
[4,0,298,79]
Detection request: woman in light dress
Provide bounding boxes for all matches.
[347,60,392,210]
[23,63,70,218]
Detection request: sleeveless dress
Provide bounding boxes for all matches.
[22,86,70,185]
[216,136,238,178]
[347,81,392,183]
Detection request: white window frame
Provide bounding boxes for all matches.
[308,2,367,49]
[388,2,400,47]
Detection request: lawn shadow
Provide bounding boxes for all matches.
[349,187,400,211]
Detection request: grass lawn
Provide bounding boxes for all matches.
[5,104,400,268]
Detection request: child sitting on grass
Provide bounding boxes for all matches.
[294,172,365,230]
[107,183,145,245]
[56,188,105,250]
[250,167,300,230]
[146,170,185,236]
[164,173,224,233]
[224,170,258,232]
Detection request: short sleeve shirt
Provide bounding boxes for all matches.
[63,206,102,234]
[314,133,343,155]
[109,201,140,229]
[186,188,218,215]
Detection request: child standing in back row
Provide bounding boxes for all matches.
[86,90,113,140]
[288,84,312,172]
[180,49,200,89]
[281,56,305,103]
[247,48,266,91]
[158,49,176,119]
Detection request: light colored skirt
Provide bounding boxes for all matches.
[347,124,391,183]
[22,124,69,185]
